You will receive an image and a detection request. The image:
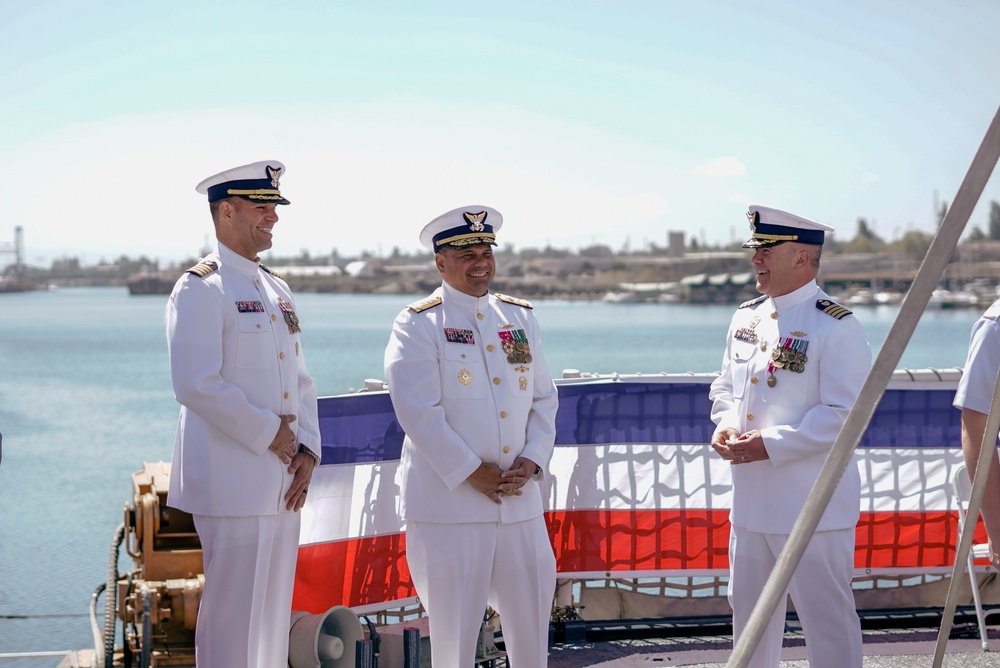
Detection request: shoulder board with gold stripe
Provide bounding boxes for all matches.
[407,296,442,313]
[816,299,852,319]
[494,293,534,309]
[739,295,767,309]
[185,260,219,278]
[260,264,284,280]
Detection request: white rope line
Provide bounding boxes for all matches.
[728,103,1000,668]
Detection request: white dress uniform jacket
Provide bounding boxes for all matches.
[709,280,871,533]
[954,299,1000,414]
[166,242,321,517]
[384,281,559,524]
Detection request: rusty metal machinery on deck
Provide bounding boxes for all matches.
[117,462,203,666]
[99,462,390,668]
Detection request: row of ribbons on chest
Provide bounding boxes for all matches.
[733,323,810,388]
[235,300,300,334]
[732,318,810,371]
[444,327,532,364]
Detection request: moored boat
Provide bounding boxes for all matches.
[0,276,37,293]
[125,272,176,296]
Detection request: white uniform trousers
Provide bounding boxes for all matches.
[728,526,862,668]
[193,512,301,668]
[407,517,556,668]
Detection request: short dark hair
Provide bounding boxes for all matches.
[811,244,822,268]
[209,196,241,223]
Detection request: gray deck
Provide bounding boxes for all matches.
[548,629,1000,667]
[54,627,1000,667]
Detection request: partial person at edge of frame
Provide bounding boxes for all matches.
[954,298,1000,568]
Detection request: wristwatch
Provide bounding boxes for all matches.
[297,444,320,464]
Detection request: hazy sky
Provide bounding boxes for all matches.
[2,0,999,267]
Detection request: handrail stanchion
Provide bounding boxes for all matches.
[726,104,1000,668]
[403,627,420,668]
[355,639,374,668]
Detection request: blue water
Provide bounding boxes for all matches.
[0,287,983,662]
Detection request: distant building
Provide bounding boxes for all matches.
[667,231,685,258]
[270,265,343,277]
[345,260,375,278]
[680,271,755,303]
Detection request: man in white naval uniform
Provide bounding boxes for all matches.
[954,299,1000,568]
[709,205,870,668]
[166,160,320,668]
[384,205,559,667]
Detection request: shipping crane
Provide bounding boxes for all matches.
[0,226,26,278]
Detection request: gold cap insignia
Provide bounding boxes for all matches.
[266,165,283,189]
[463,210,487,232]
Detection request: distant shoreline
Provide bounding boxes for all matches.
[11,240,1000,308]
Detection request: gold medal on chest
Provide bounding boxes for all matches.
[458,369,473,385]
[277,298,301,334]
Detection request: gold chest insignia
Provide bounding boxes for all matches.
[277,298,301,334]
[498,328,532,364]
[519,376,528,391]
[734,315,761,343]
[458,369,473,385]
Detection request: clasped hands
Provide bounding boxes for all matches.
[711,427,769,465]
[467,456,538,505]
[268,414,299,463]
[268,414,315,512]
